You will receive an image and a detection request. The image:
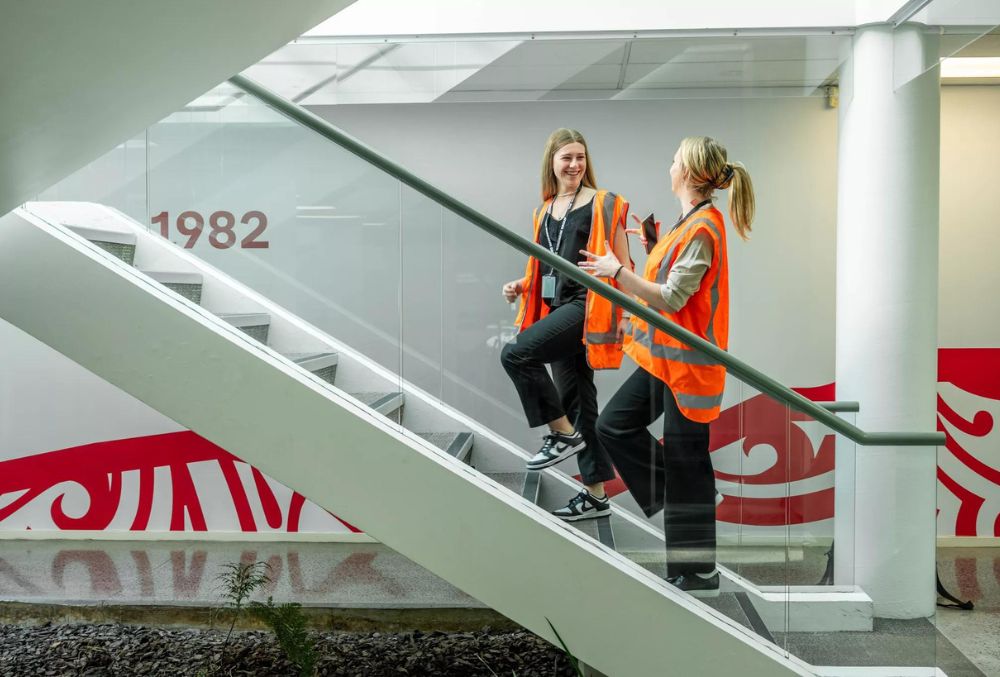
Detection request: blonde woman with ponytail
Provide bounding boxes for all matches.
[579,136,754,597]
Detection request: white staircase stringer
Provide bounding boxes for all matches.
[0,209,817,677]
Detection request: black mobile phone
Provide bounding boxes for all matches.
[641,213,658,254]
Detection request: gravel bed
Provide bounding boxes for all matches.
[0,623,579,676]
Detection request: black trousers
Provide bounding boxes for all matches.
[500,299,615,485]
[596,366,716,576]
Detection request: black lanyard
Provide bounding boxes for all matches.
[669,198,712,233]
[542,183,583,255]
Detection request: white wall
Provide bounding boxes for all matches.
[939,86,1000,348]
[315,95,841,392]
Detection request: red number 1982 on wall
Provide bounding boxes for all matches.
[151,211,269,249]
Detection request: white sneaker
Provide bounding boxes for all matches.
[525,430,586,470]
[552,490,610,522]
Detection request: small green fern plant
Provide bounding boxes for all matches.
[249,597,316,677]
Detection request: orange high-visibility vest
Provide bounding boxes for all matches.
[623,203,729,422]
[515,190,629,369]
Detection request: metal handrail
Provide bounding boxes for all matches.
[817,401,860,413]
[229,74,943,447]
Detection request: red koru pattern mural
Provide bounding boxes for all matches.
[0,349,997,535]
[710,383,837,527]
[937,349,1000,537]
[0,432,358,534]
[593,349,1000,534]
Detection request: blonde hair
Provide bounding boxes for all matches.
[540,128,597,201]
[678,136,755,241]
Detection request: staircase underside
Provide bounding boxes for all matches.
[0,0,353,217]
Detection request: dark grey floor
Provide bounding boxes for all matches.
[748,547,998,676]
[638,546,994,675]
[719,545,831,588]
[775,618,983,676]
[0,541,995,674]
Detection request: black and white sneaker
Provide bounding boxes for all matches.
[525,430,586,470]
[667,570,720,598]
[552,490,610,522]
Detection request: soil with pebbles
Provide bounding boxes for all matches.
[0,623,579,676]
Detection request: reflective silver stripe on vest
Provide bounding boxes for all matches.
[697,218,723,346]
[585,193,621,345]
[676,391,724,411]
[586,331,620,345]
[655,217,718,284]
[630,322,721,366]
[601,193,618,232]
[655,220,697,283]
[706,276,720,345]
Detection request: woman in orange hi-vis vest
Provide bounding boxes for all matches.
[500,128,632,522]
[579,136,755,597]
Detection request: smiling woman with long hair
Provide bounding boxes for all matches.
[500,128,632,521]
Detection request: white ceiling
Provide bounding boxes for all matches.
[218,6,1000,110]
[303,0,859,36]
[265,19,1000,106]
[243,34,853,106]
[304,0,1000,37]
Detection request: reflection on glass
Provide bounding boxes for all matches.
[242,34,851,105]
[36,131,148,222]
[147,82,404,400]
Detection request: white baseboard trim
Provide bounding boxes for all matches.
[0,530,378,544]
[937,536,1000,548]
[812,667,945,676]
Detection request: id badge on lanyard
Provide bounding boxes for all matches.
[541,186,580,302]
[541,274,557,300]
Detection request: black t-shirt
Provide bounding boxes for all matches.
[539,200,593,308]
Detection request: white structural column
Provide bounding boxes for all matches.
[834,24,940,618]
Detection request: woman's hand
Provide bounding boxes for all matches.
[625,213,660,249]
[578,242,622,278]
[616,317,631,341]
[502,278,524,303]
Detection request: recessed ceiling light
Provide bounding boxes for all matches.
[940,57,1000,78]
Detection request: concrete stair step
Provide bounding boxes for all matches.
[218,312,270,344]
[39,204,138,266]
[568,515,616,550]
[521,472,541,504]
[91,240,136,265]
[486,470,541,504]
[416,432,473,464]
[350,391,404,422]
[144,270,204,304]
[486,471,528,495]
[287,351,338,385]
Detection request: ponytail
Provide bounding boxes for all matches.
[723,161,754,241]
[678,136,755,241]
